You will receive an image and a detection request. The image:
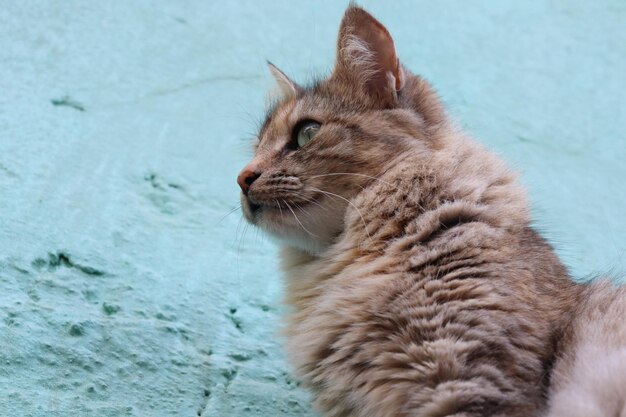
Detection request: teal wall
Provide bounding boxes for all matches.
[0,1,624,416]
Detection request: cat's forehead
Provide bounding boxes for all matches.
[259,89,332,141]
[259,99,298,142]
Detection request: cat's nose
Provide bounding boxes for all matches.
[237,167,262,195]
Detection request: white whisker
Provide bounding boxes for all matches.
[308,172,396,189]
[283,199,318,238]
[308,186,372,243]
[216,204,242,226]
[287,192,330,212]
[274,198,284,217]
[292,201,319,224]
[307,171,425,211]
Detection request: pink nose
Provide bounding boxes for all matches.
[237,167,261,195]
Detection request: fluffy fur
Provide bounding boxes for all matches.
[238,5,626,417]
[545,280,626,417]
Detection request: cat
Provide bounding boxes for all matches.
[237,5,626,417]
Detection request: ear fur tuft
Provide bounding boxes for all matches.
[267,61,300,101]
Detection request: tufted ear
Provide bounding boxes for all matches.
[267,61,300,101]
[334,5,404,105]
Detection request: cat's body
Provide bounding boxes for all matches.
[237,5,626,417]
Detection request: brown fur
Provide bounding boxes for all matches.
[238,5,625,417]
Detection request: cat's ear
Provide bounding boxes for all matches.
[334,5,404,104]
[267,61,300,101]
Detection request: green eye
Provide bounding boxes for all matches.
[296,121,321,147]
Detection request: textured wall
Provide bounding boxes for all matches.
[0,1,624,416]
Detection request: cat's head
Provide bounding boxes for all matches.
[238,5,445,254]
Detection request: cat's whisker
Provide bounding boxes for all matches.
[271,187,331,213]
[240,222,252,273]
[307,172,396,189]
[309,186,372,244]
[292,201,319,224]
[233,215,246,286]
[234,215,244,248]
[292,202,311,222]
[283,199,318,238]
[215,203,242,226]
[286,191,330,213]
[307,172,425,211]
[254,225,262,247]
[274,199,284,217]
[300,197,328,212]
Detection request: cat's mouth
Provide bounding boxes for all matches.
[241,194,316,226]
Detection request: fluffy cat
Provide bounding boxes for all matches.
[237,5,626,417]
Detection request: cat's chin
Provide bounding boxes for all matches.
[255,210,329,255]
[249,210,332,255]
[241,195,344,255]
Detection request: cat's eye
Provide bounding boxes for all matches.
[296,121,321,148]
